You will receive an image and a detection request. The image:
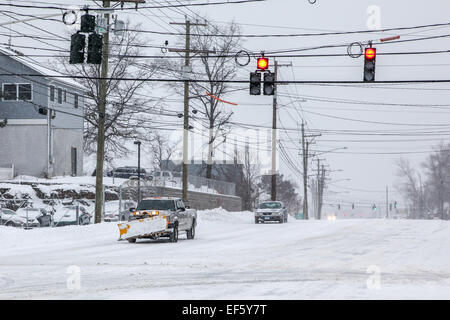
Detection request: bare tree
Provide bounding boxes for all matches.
[422,142,450,219]
[165,20,242,179]
[236,148,261,211]
[57,22,163,162]
[395,158,427,219]
[146,132,181,171]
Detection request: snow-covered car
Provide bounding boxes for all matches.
[1,208,40,228]
[108,166,149,180]
[53,205,91,227]
[119,197,197,243]
[15,207,53,227]
[255,201,288,224]
[151,171,180,184]
[103,200,136,222]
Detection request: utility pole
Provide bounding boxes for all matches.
[93,0,146,223]
[134,141,142,203]
[313,159,326,220]
[316,158,321,219]
[94,0,110,224]
[271,61,278,201]
[319,164,326,219]
[386,185,389,219]
[169,19,210,203]
[301,122,308,219]
[271,61,291,201]
[301,121,321,220]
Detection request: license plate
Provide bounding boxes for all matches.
[265,217,270,219]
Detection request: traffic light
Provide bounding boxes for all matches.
[363,47,376,82]
[352,203,355,209]
[372,204,377,211]
[263,71,275,95]
[69,33,85,64]
[389,203,393,211]
[80,13,96,33]
[249,72,261,95]
[87,33,103,64]
[257,57,269,71]
[38,107,47,115]
[394,201,398,209]
[338,204,341,210]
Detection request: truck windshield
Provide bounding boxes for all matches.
[259,202,282,209]
[137,200,175,211]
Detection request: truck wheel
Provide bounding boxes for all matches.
[186,222,195,239]
[170,225,179,243]
[279,218,284,224]
[255,218,259,224]
[5,221,15,227]
[127,238,136,243]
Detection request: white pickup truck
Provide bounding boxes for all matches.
[118,197,197,243]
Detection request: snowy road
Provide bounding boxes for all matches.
[1,209,450,299]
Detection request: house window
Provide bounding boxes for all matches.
[18,84,32,101]
[1,83,32,101]
[74,93,79,108]
[64,90,67,102]
[50,85,55,101]
[2,84,17,100]
[57,88,62,104]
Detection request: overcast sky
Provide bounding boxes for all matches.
[2,0,450,214]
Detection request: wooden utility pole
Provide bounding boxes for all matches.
[301,121,321,220]
[271,61,278,201]
[319,164,325,219]
[386,186,389,219]
[94,0,110,224]
[93,0,145,223]
[271,61,291,201]
[169,19,210,203]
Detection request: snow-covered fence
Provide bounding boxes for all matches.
[0,164,14,180]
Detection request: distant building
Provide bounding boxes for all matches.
[0,48,85,178]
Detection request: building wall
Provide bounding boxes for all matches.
[0,123,48,177]
[52,128,83,177]
[0,52,85,177]
[0,56,49,120]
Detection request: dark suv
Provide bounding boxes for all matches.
[108,166,148,179]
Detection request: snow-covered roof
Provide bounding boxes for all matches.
[0,47,86,92]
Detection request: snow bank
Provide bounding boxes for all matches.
[197,208,254,224]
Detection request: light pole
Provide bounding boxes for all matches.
[134,141,141,204]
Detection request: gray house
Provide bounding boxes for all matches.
[0,47,85,178]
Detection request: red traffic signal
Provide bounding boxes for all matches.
[365,48,376,60]
[257,57,269,70]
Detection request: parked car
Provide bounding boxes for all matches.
[107,166,148,180]
[53,205,91,227]
[15,207,53,227]
[1,208,40,228]
[103,200,137,222]
[254,201,288,224]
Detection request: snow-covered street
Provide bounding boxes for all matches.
[1,210,450,299]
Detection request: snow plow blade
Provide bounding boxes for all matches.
[118,216,168,240]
